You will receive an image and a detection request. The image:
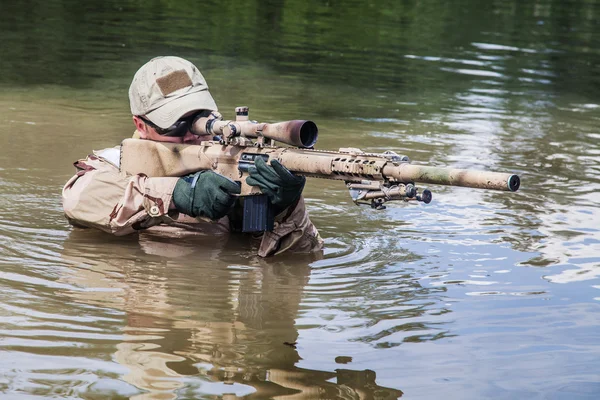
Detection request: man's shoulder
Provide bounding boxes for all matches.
[71,146,121,173]
[92,146,121,168]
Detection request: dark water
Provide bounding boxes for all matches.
[1,0,600,398]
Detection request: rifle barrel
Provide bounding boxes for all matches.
[382,164,520,192]
[278,148,519,192]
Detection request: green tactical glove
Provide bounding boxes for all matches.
[246,157,306,214]
[172,171,241,220]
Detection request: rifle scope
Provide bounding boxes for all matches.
[191,109,318,148]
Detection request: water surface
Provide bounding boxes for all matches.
[1,0,600,398]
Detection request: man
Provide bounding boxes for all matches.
[62,56,323,257]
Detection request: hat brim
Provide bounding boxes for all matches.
[145,89,218,129]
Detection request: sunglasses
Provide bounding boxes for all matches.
[140,111,204,137]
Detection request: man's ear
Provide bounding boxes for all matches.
[132,116,149,138]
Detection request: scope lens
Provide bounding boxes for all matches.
[299,121,318,148]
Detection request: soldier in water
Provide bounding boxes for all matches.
[62,56,323,257]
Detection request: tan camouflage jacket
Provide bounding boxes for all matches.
[62,146,323,257]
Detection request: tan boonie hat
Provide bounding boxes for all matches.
[129,56,218,129]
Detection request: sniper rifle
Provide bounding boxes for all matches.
[120,107,520,232]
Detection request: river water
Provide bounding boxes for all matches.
[1,0,600,399]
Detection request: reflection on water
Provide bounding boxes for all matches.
[1,0,600,398]
[56,233,402,399]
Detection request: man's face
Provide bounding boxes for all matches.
[133,113,213,145]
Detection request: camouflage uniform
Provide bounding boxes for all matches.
[62,146,323,257]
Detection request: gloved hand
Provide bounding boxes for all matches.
[172,171,241,220]
[246,157,306,214]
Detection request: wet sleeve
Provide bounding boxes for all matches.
[62,154,179,235]
[257,196,324,257]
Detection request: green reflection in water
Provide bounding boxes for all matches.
[2,0,600,100]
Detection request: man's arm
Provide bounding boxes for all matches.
[62,150,179,235]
